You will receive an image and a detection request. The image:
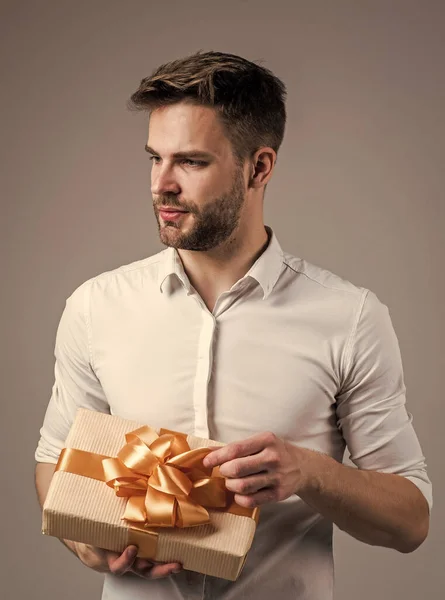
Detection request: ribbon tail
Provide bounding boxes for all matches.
[144,486,176,527]
[176,495,211,528]
[122,495,146,523]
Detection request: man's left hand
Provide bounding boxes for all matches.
[202,431,317,508]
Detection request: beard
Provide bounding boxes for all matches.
[153,168,246,252]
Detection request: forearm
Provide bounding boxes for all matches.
[298,450,430,553]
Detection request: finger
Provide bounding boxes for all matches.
[218,452,271,478]
[220,441,282,478]
[108,545,138,575]
[133,557,154,571]
[133,562,182,580]
[203,432,276,469]
[234,487,277,508]
[148,562,183,579]
[225,473,273,495]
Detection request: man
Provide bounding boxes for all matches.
[35,50,432,600]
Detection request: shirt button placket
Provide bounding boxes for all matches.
[192,307,216,439]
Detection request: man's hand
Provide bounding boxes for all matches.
[73,542,183,579]
[202,431,430,553]
[202,431,315,508]
[36,464,184,578]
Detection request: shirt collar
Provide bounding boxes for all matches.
[158,225,285,300]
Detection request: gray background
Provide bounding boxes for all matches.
[2,1,443,598]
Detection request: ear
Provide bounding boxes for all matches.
[249,147,277,189]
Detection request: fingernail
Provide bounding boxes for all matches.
[172,566,182,573]
[128,547,138,559]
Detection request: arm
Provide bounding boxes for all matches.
[35,281,109,554]
[297,446,430,552]
[326,289,432,551]
[204,433,429,554]
[35,280,110,466]
[35,462,56,508]
[35,281,182,578]
[203,290,432,553]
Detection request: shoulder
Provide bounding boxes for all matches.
[66,249,167,305]
[280,252,391,329]
[282,252,370,299]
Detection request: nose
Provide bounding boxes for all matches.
[151,163,181,196]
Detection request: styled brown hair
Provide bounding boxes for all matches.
[128,50,287,166]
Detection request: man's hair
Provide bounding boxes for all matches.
[128,50,287,166]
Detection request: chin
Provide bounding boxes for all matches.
[159,229,182,247]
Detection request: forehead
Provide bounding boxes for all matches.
[147,103,232,158]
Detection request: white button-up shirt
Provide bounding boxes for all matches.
[35,225,432,600]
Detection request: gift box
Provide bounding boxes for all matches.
[42,408,259,581]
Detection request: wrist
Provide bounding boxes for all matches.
[296,447,338,497]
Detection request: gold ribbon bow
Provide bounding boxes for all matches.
[102,426,228,528]
[56,426,231,530]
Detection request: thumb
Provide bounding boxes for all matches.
[108,545,138,575]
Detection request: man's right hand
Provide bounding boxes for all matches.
[72,542,183,580]
[36,465,182,580]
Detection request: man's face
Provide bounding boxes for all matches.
[147,102,247,251]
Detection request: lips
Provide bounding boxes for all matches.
[159,209,189,223]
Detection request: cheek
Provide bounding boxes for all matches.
[200,170,232,196]
[183,175,215,203]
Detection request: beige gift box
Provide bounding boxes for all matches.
[42,408,259,581]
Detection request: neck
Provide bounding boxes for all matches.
[177,223,270,301]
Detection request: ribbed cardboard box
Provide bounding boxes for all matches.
[42,408,259,580]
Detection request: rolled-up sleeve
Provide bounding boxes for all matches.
[35,279,110,464]
[336,289,433,513]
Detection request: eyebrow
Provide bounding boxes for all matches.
[144,145,215,160]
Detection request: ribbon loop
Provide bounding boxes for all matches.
[150,464,193,497]
[102,427,229,528]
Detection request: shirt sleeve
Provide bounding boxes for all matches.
[335,289,433,513]
[35,279,110,464]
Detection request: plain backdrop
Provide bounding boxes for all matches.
[2,1,444,599]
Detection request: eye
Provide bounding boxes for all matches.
[182,159,206,167]
[148,156,206,167]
